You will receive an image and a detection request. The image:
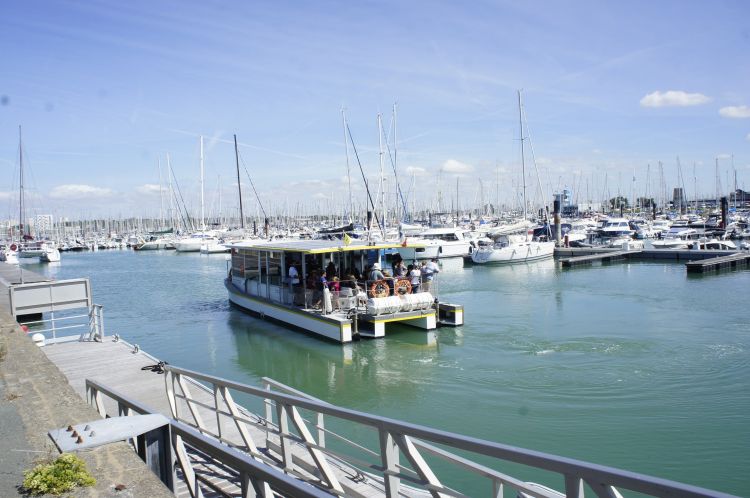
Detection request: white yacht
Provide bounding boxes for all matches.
[174,232,219,252]
[598,218,635,239]
[200,240,229,254]
[690,239,737,251]
[134,235,175,251]
[19,241,61,263]
[651,228,701,249]
[470,234,555,265]
[0,245,19,264]
[396,227,472,260]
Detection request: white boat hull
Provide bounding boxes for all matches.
[397,241,469,260]
[471,241,555,265]
[651,240,689,250]
[226,279,353,343]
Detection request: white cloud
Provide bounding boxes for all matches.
[49,184,113,199]
[136,184,162,195]
[640,90,711,107]
[312,192,329,200]
[440,159,474,174]
[404,166,428,177]
[716,153,731,160]
[719,105,750,118]
[0,191,13,200]
[746,133,750,141]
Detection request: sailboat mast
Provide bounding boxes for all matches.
[200,136,206,231]
[158,157,164,229]
[377,113,386,237]
[18,125,24,243]
[518,90,527,221]
[393,103,399,222]
[167,154,175,230]
[341,109,353,223]
[234,134,245,229]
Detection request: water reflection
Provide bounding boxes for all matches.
[228,311,440,407]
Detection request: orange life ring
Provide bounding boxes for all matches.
[394,278,412,295]
[369,280,389,298]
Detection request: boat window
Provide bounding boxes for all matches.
[267,251,282,285]
[233,249,260,279]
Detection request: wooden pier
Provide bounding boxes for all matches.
[556,247,749,273]
[686,252,750,273]
[559,249,642,268]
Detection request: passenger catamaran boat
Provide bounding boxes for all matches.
[226,239,463,343]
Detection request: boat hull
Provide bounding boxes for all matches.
[226,279,353,343]
[471,241,555,265]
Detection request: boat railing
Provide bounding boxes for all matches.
[159,364,732,498]
[84,379,331,498]
[22,303,104,344]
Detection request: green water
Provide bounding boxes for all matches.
[30,251,749,496]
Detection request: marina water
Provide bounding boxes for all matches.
[29,251,749,496]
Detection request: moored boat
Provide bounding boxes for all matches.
[226,239,463,343]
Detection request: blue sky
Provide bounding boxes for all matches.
[1,0,748,219]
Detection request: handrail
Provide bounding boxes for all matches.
[26,304,104,344]
[85,379,333,498]
[164,365,737,498]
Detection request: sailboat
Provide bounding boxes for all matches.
[471,91,555,265]
[1,128,23,264]
[174,136,219,252]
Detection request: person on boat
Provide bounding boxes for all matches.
[329,276,341,292]
[408,264,421,293]
[368,262,384,282]
[312,272,328,309]
[382,269,395,295]
[421,258,440,292]
[325,259,337,280]
[392,255,408,278]
[287,263,300,305]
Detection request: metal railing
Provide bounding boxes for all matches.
[162,365,736,498]
[23,304,104,344]
[85,379,333,498]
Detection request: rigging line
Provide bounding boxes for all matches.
[519,102,546,206]
[380,118,409,220]
[519,95,552,237]
[345,121,383,232]
[169,163,193,232]
[237,149,267,219]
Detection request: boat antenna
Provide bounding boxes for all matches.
[234,134,245,229]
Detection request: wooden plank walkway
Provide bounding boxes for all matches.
[41,337,392,498]
[686,252,750,273]
[560,250,642,268]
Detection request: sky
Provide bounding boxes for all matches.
[0,0,749,220]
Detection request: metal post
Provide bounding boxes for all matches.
[98,305,104,339]
[553,199,561,246]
